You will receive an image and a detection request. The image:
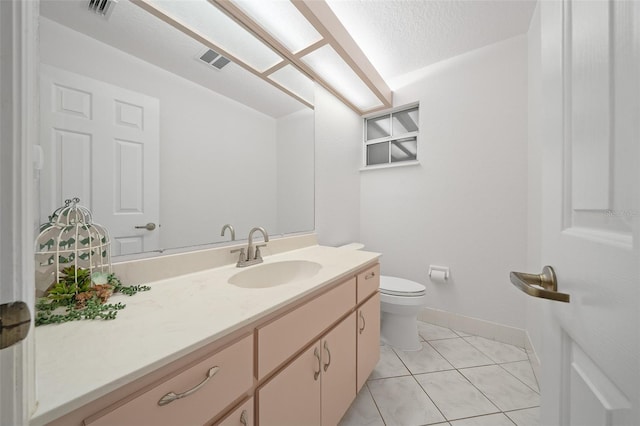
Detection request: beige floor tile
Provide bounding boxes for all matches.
[463,336,528,364]
[415,370,499,420]
[368,344,411,380]
[500,361,539,392]
[368,376,446,426]
[418,321,460,341]
[505,407,540,426]
[339,385,384,426]
[393,343,454,375]
[450,413,516,426]
[460,365,540,412]
[429,338,494,369]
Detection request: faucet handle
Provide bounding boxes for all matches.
[230,247,246,264]
[254,244,267,260]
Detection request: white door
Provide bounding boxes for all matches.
[0,0,38,424]
[537,0,639,424]
[39,64,160,256]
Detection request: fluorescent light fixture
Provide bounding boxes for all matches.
[230,0,322,54]
[301,44,382,111]
[135,0,392,114]
[148,0,281,72]
[269,65,315,105]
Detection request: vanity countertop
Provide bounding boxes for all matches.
[31,244,380,425]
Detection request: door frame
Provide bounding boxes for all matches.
[0,0,39,423]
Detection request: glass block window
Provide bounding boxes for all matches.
[364,104,419,167]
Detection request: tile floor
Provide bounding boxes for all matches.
[339,321,540,426]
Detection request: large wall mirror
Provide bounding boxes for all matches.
[37,0,315,258]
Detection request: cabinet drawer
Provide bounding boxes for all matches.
[214,397,253,426]
[257,277,356,380]
[356,264,379,304]
[85,335,253,426]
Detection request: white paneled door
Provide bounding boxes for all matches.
[40,65,160,256]
[539,0,639,424]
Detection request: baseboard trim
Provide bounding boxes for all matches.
[419,307,542,384]
[418,307,527,348]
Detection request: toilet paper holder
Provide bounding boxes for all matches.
[428,265,450,281]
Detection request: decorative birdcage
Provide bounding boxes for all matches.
[35,198,112,296]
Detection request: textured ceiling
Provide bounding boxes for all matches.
[326,0,536,89]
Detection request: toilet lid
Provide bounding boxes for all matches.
[380,276,426,297]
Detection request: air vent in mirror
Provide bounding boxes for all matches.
[88,0,116,18]
[198,49,231,71]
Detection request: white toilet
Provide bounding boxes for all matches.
[379,276,427,351]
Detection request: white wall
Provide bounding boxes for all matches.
[276,109,315,235]
[526,2,545,362]
[39,18,278,249]
[360,36,529,328]
[314,86,362,246]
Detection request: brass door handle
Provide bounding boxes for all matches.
[510,266,570,303]
[135,222,156,231]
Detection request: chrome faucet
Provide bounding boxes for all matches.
[220,224,235,241]
[231,226,269,267]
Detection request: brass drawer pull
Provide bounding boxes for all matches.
[323,341,331,372]
[157,366,220,406]
[313,347,321,380]
[510,266,570,303]
[359,311,366,334]
[365,271,376,280]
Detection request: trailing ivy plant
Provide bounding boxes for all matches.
[35,268,151,326]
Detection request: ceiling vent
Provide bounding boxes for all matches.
[88,0,117,18]
[198,49,232,71]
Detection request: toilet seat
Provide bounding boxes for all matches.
[380,276,426,297]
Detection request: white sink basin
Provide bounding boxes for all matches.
[228,260,322,288]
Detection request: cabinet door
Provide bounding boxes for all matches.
[321,312,356,426]
[357,293,380,391]
[257,343,321,426]
[215,397,253,426]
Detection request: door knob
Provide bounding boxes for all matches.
[1,301,31,349]
[510,266,570,303]
[135,222,156,231]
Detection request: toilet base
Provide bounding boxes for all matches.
[380,311,422,351]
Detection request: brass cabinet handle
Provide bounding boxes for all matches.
[359,311,366,334]
[313,347,321,380]
[365,271,376,280]
[240,409,248,426]
[135,222,156,231]
[510,266,570,303]
[157,366,220,406]
[323,341,331,372]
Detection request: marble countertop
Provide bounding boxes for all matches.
[31,244,379,425]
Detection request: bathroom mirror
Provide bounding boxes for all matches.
[37,0,315,257]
